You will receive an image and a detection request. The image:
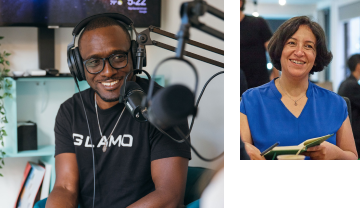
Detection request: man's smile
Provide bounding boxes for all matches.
[98,78,123,90]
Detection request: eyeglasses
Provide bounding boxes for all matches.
[83,51,129,74]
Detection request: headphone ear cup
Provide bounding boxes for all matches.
[68,48,78,78]
[74,47,86,81]
[131,40,138,69]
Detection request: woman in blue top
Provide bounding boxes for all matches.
[240,16,358,160]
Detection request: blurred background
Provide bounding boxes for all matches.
[242,0,360,92]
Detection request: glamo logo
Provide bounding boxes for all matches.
[110,0,123,5]
[127,0,146,6]
[73,133,133,148]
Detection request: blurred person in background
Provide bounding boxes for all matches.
[240,0,279,90]
[338,54,360,157]
[199,162,224,208]
[240,69,248,96]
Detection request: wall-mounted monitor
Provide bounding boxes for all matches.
[0,0,161,27]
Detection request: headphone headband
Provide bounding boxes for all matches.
[67,12,145,82]
[72,13,134,36]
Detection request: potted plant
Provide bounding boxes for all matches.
[0,36,12,176]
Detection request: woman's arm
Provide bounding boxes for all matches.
[305,116,358,160]
[240,113,265,160]
[335,116,358,159]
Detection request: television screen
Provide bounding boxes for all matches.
[0,0,161,27]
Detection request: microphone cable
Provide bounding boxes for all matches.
[145,70,224,162]
[187,71,224,137]
[73,77,96,208]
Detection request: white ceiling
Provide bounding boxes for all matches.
[255,0,330,5]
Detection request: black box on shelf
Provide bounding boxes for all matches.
[17,121,37,151]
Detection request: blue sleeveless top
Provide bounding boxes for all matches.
[240,79,348,154]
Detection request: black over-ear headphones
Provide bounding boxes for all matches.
[67,13,146,81]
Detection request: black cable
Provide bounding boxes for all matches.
[145,71,224,162]
[174,126,224,162]
[187,71,224,136]
[73,77,96,208]
[143,113,185,143]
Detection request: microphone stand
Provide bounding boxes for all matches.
[132,0,225,162]
[131,0,224,70]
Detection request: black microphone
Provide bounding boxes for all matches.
[123,81,147,122]
[147,84,195,129]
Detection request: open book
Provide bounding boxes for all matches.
[264,134,334,160]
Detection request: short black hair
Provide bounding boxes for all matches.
[78,16,131,54]
[267,16,333,74]
[347,54,360,72]
[240,0,246,11]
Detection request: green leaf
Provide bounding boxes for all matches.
[0,36,3,39]
[1,151,5,155]
[5,53,11,57]
[1,141,3,146]
[5,61,10,66]
[4,69,10,73]
[1,160,3,165]
[0,165,2,169]
[2,132,7,136]
[0,173,3,177]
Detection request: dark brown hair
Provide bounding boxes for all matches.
[240,0,246,12]
[267,16,333,74]
[347,54,360,72]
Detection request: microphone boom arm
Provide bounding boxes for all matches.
[132,24,224,69]
[152,40,223,68]
[150,26,223,55]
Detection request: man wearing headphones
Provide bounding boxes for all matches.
[46,15,191,208]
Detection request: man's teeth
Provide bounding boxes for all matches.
[291,60,305,64]
[102,80,119,86]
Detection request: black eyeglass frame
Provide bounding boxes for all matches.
[83,50,131,74]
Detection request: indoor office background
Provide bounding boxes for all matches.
[0,0,224,206]
[244,0,360,92]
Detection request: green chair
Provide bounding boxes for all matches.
[184,166,215,207]
[342,96,352,124]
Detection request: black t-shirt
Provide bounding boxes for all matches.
[240,69,248,97]
[240,15,273,89]
[338,74,360,155]
[54,77,191,208]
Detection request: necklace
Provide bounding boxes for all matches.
[95,94,125,152]
[278,79,307,106]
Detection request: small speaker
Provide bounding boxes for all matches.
[17,121,37,152]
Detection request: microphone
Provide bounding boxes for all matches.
[146,84,195,129]
[123,81,147,122]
